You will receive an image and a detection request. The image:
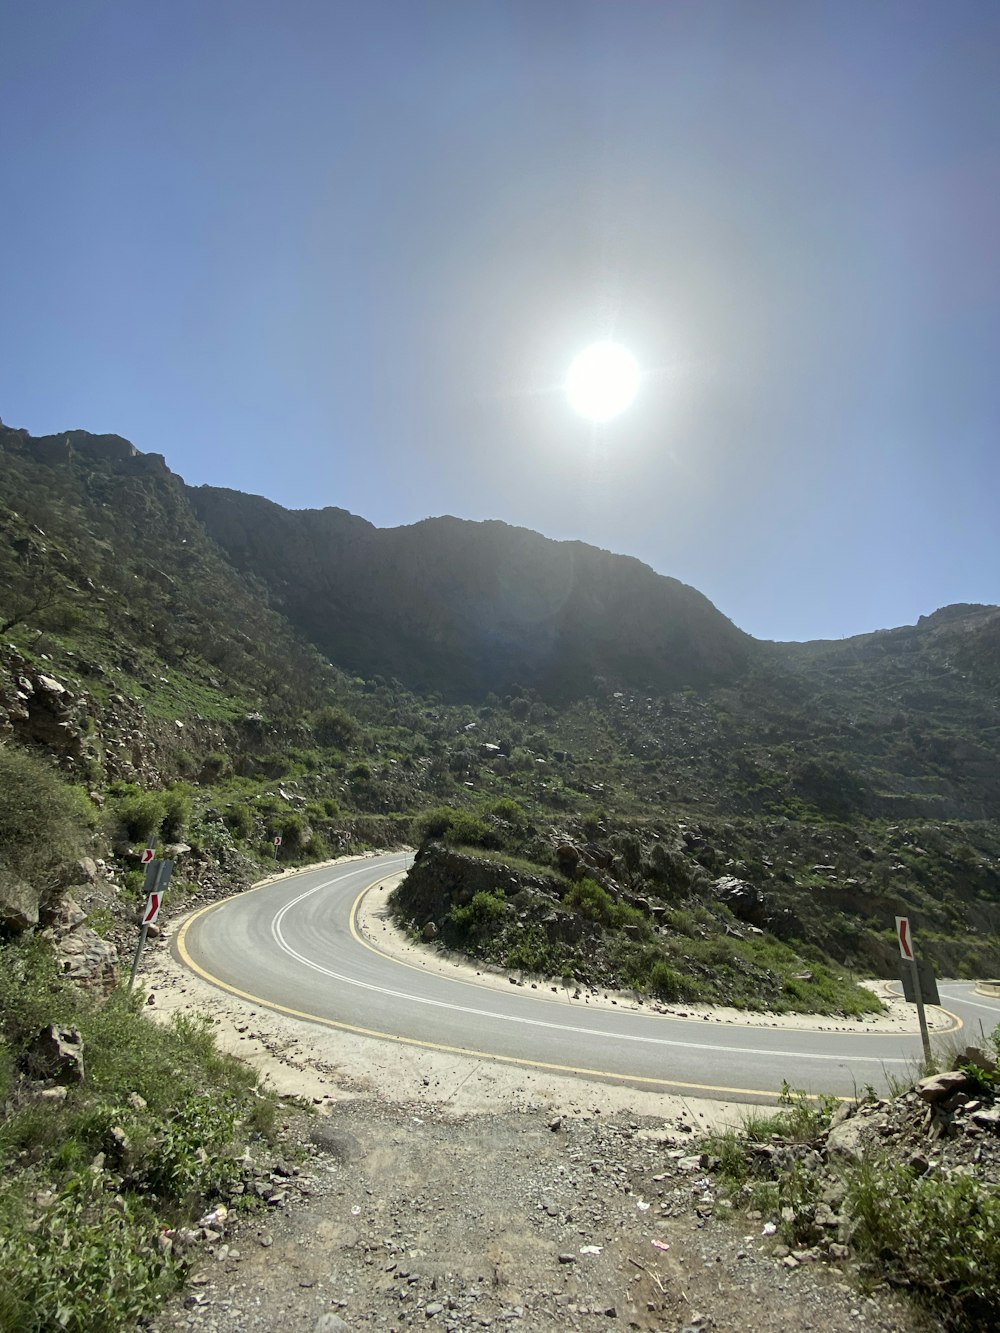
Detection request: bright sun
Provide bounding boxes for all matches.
[565,341,640,421]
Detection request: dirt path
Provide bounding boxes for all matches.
[148,1096,933,1333]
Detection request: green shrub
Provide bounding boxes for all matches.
[562,878,616,926]
[450,889,508,936]
[414,806,496,850]
[648,960,685,1001]
[415,806,457,840]
[110,785,166,845]
[506,925,554,973]
[161,786,192,841]
[848,1159,1000,1330]
[0,745,89,898]
[224,803,254,839]
[312,707,359,749]
[200,751,232,781]
[0,1170,180,1333]
[173,747,197,776]
[485,797,528,827]
[121,867,145,899]
[565,879,650,933]
[305,833,329,861]
[85,906,113,938]
[443,811,495,849]
[273,813,306,853]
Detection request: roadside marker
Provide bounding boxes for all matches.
[895,916,931,1063]
[895,916,914,961]
[128,859,175,992]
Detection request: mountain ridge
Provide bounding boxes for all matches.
[188,482,755,700]
[5,417,996,668]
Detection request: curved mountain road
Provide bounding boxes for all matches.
[174,853,998,1104]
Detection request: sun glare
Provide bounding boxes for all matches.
[565,341,640,422]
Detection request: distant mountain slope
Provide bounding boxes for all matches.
[2,422,997,823]
[189,487,754,699]
[759,603,1000,818]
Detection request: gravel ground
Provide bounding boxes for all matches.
[149,1099,936,1333]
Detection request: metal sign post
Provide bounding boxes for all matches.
[895,915,932,1065]
[127,857,174,993]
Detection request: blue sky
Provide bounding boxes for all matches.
[2,0,998,643]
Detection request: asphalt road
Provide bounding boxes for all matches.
[174,852,1000,1104]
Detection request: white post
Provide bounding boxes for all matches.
[896,915,932,1067]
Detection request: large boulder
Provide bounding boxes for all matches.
[712,875,803,940]
[713,875,768,926]
[915,1071,977,1103]
[824,1103,890,1163]
[23,1024,85,1083]
[41,895,87,931]
[0,869,40,932]
[40,896,120,996]
[51,926,119,996]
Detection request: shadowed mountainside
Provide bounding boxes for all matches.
[188,485,754,700]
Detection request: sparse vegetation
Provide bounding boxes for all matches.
[0,746,91,907]
[702,1055,1000,1333]
[848,1159,1000,1329]
[0,938,278,1332]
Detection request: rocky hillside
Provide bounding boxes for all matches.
[0,423,338,786]
[188,487,753,700]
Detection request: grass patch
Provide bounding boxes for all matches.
[847,1159,1000,1331]
[0,937,278,1332]
[449,845,562,881]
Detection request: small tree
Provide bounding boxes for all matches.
[312,707,360,750]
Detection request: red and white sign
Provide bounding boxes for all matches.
[273,836,282,846]
[895,915,914,961]
[142,893,162,926]
[140,847,155,864]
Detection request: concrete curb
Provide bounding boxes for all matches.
[975,981,1000,998]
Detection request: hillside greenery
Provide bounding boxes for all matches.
[0,936,277,1333]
